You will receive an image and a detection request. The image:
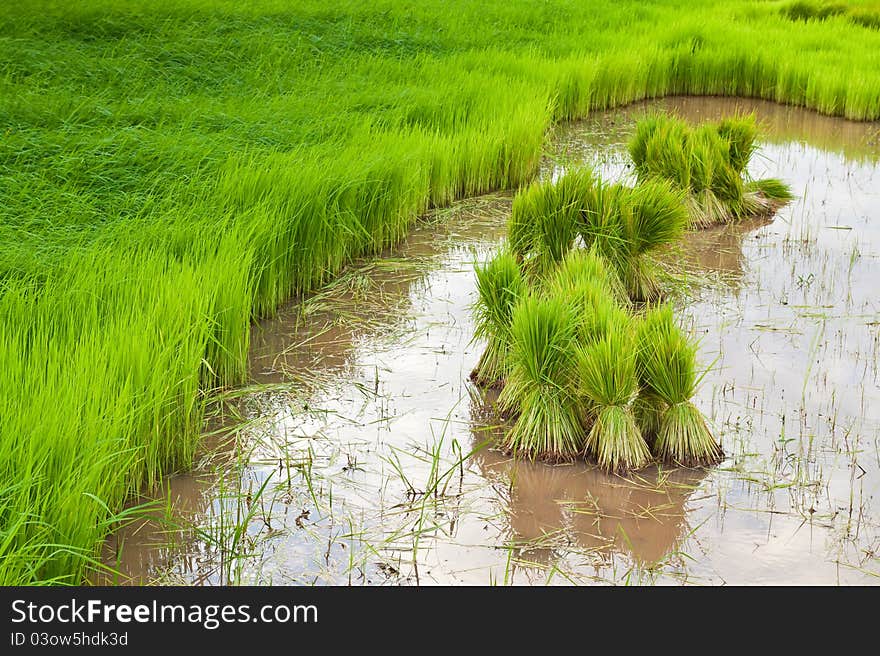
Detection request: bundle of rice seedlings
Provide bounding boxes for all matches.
[507,186,541,264]
[572,179,687,302]
[617,180,689,302]
[576,283,632,345]
[540,246,626,302]
[498,295,583,460]
[535,200,579,273]
[716,115,758,175]
[627,113,662,174]
[541,249,634,354]
[628,112,793,228]
[470,249,527,387]
[629,114,691,190]
[575,177,627,261]
[632,391,666,446]
[509,167,688,303]
[686,124,745,226]
[508,169,599,274]
[577,322,651,472]
[705,117,796,220]
[636,304,722,466]
[743,177,797,215]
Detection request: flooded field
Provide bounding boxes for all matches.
[98,97,880,585]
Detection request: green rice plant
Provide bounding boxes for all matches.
[744,177,798,215]
[632,391,667,446]
[781,1,847,22]
[747,177,797,202]
[716,115,759,174]
[849,8,880,30]
[636,305,722,467]
[541,248,634,349]
[629,114,693,190]
[2,0,879,584]
[629,112,793,227]
[513,171,688,303]
[0,482,77,586]
[575,179,628,264]
[566,178,688,302]
[470,249,528,387]
[577,319,651,472]
[508,168,599,275]
[497,295,582,460]
[617,180,689,302]
[693,124,749,223]
[507,186,542,264]
[540,246,626,302]
[578,285,634,347]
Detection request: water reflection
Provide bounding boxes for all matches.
[468,389,707,568]
[248,195,511,384]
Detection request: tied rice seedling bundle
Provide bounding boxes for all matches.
[497,295,583,460]
[470,249,528,387]
[632,390,666,446]
[541,248,633,349]
[546,252,633,363]
[688,124,746,225]
[577,314,651,472]
[574,177,627,265]
[507,168,690,302]
[629,114,692,190]
[540,246,627,305]
[572,278,632,346]
[743,177,796,215]
[577,179,688,302]
[628,112,794,227]
[716,115,758,174]
[508,169,600,276]
[615,179,689,302]
[636,304,723,466]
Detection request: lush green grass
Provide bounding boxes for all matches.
[780,0,880,29]
[781,1,848,22]
[849,6,880,28]
[2,0,879,583]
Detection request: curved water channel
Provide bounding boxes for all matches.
[96,97,880,585]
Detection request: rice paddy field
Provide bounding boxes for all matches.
[2,1,880,586]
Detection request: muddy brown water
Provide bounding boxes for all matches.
[96,97,880,585]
